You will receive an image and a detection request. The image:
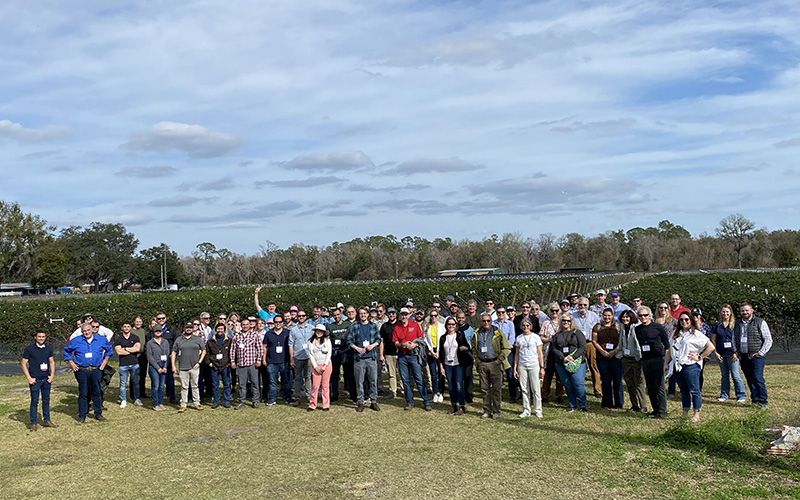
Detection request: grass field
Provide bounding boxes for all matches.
[1,365,799,500]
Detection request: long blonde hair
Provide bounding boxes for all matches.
[718,304,733,328]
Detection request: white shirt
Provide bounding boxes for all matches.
[70,324,114,342]
[515,333,543,366]
[672,329,708,369]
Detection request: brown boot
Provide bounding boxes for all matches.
[42,421,58,428]
[356,403,365,413]
[370,403,380,412]
[30,424,37,432]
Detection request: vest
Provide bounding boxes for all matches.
[734,316,764,355]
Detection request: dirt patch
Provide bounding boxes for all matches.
[224,426,259,437]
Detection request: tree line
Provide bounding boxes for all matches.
[1,200,798,291]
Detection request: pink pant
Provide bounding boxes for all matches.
[309,363,332,409]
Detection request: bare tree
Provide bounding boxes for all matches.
[716,213,755,268]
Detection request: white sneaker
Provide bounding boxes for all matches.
[120,400,127,408]
[436,393,444,403]
[519,410,531,418]
[134,399,143,406]
[535,412,543,419]
[737,398,747,403]
[717,397,727,402]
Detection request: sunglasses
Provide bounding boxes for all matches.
[638,313,650,317]
[156,317,166,320]
[481,319,492,323]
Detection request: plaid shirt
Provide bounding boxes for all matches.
[230,329,264,367]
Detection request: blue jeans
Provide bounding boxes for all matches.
[426,354,440,395]
[118,364,140,402]
[443,364,465,406]
[555,362,587,409]
[75,367,103,419]
[398,353,430,406]
[210,367,232,404]
[29,378,51,425]
[719,356,747,400]
[675,363,702,411]
[596,357,624,408]
[267,362,292,403]
[740,355,768,405]
[148,366,167,407]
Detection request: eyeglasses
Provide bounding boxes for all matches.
[446,323,456,327]
[522,324,531,328]
[192,322,200,326]
[201,317,210,320]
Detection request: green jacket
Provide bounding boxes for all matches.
[472,327,512,370]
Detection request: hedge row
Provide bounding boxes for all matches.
[0,273,633,357]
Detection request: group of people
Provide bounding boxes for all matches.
[21,287,772,430]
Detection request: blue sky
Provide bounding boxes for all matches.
[1,0,799,255]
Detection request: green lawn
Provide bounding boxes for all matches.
[1,365,799,500]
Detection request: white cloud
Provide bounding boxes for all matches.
[276,150,375,172]
[0,119,72,143]
[385,157,482,174]
[122,122,241,159]
[115,166,177,178]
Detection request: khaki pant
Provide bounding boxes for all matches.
[621,357,648,411]
[384,355,398,396]
[518,364,542,415]
[179,368,200,407]
[584,343,602,395]
[477,360,503,414]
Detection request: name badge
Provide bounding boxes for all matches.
[160,355,167,361]
[480,346,488,353]
[362,340,369,347]
[334,339,342,345]
[276,346,283,354]
[39,362,48,371]
[216,353,223,360]
[623,349,630,356]
[562,347,569,353]
[446,355,454,363]
[239,342,245,349]
[84,352,93,358]
[178,350,182,356]
[723,342,732,349]
[605,343,614,350]
[641,345,651,352]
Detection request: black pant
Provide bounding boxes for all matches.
[343,356,356,401]
[138,353,149,397]
[463,362,474,403]
[642,356,667,417]
[100,365,116,400]
[330,351,344,400]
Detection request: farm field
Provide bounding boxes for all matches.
[1,364,799,500]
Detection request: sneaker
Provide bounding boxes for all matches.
[307,407,315,412]
[491,412,501,419]
[535,412,543,419]
[566,407,577,413]
[404,404,414,411]
[580,408,588,413]
[211,402,220,409]
[736,398,747,403]
[385,393,395,399]
[519,410,531,418]
[178,407,186,413]
[235,403,247,410]
[717,397,728,402]
[134,399,143,407]
[252,402,258,408]
[424,405,432,412]
[223,402,231,408]
[292,400,301,407]
[120,400,127,409]
[481,412,491,419]
[266,401,276,406]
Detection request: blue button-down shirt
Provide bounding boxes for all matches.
[492,319,516,345]
[609,302,632,322]
[63,334,113,367]
[289,323,314,360]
